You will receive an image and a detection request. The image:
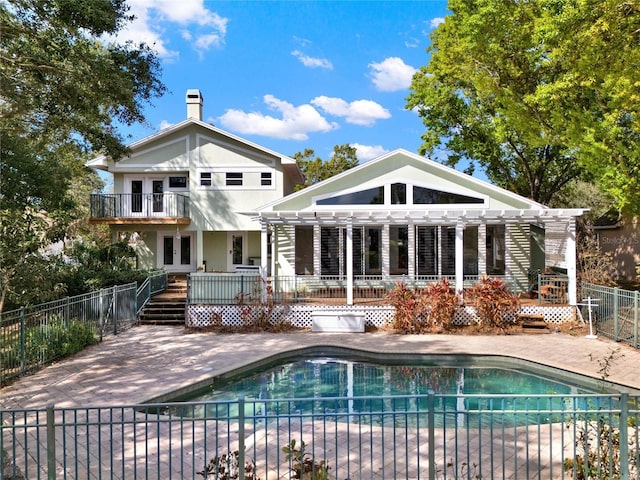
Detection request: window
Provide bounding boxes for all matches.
[317,186,384,206]
[295,226,314,275]
[486,225,505,274]
[226,172,243,186]
[169,176,187,188]
[200,172,212,187]
[416,226,438,275]
[261,172,272,186]
[321,227,341,275]
[391,183,406,204]
[413,186,483,204]
[390,226,409,275]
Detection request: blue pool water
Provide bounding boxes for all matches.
[164,355,603,425]
[194,357,593,401]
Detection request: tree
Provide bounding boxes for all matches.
[0,0,165,157]
[293,144,359,191]
[534,0,640,214]
[407,0,640,213]
[0,0,165,311]
[406,0,583,205]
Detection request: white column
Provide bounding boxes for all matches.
[566,217,577,305]
[382,224,390,277]
[478,223,487,276]
[346,222,354,305]
[455,221,464,294]
[437,226,442,277]
[196,229,204,270]
[407,224,415,277]
[260,223,268,303]
[313,225,321,277]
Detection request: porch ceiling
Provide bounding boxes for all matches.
[255,208,586,225]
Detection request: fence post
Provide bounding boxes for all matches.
[19,307,25,376]
[428,390,435,480]
[47,403,56,480]
[614,287,620,341]
[99,289,104,342]
[64,297,70,324]
[634,291,638,349]
[620,393,629,479]
[113,286,119,336]
[238,396,245,480]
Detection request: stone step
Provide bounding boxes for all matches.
[517,313,550,334]
[139,312,185,320]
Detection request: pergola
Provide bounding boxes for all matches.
[255,207,586,305]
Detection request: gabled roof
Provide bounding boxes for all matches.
[259,148,545,211]
[86,118,303,182]
[253,149,587,224]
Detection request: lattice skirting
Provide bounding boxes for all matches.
[187,304,575,328]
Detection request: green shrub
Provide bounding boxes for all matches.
[25,316,97,364]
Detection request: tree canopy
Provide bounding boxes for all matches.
[407,0,640,211]
[1,0,165,158]
[293,144,359,190]
[0,0,166,311]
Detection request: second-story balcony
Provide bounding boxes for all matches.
[90,193,190,225]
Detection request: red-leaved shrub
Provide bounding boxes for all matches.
[465,276,519,329]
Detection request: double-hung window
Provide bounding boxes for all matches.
[200,172,212,187]
[261,172,272,186]
[226,172,243,186]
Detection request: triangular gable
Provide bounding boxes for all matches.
[259,149,545,212]
[86,118,302,182]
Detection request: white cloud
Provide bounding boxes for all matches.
[311,96,391,126]
[113,0,228,58]
[430,17,445,28]
[217,95,338,140]
[292,50,333,70]
[352,144,388,162]
[404,38,420,48]
[368,57,417,92]
[159,120,173,130]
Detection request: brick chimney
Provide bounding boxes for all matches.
[186,89,203,120]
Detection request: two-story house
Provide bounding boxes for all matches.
[89,89,586,307]
[87,89,303,273]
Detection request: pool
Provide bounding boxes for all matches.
[192,356,594,401]
[160,349,613,426]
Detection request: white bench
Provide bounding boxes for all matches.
[311,311,365,333]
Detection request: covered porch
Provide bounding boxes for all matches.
[255,208,583,306]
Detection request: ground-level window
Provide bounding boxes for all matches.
[464,226,478,275]
[318,226,383,276]
[389,226,408,275]
[321,227,341,275]
[416,226,438,275]
[487,224,505,274]
[295,226,314,275]
[364,227,381,275]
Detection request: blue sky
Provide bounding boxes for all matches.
[114,0,450,162]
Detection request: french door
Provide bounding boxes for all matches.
[159,233,193,271]
[227,232,246,271]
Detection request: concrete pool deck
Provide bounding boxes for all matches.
[1,326,640,410]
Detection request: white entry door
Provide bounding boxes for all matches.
[227,232,246,271]
[159,232,194,271]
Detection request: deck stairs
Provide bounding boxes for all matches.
[138,274,187,326]
[517,313,550,334]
